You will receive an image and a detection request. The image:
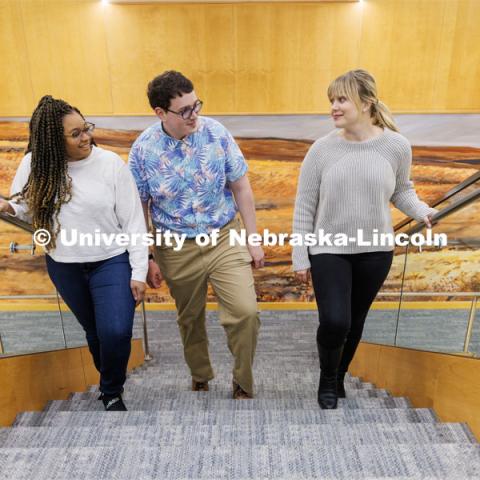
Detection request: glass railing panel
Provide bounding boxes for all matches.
[53,296,86,349]
[394,293,473,353]
[395,197,479,354]
[0,216,68,356]
[57,291,146,350]
[0,296,67,356]
[361,245,407,346]
[57,298,146,350]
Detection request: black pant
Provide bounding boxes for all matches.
[310,251,393,373]
[46,252,136,396]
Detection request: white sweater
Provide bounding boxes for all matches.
[9,146,148,282]
[292,129,437,271]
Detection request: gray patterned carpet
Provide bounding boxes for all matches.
[1,312,479,479]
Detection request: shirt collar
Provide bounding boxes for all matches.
[159,117,204,147]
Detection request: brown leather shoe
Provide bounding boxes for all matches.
[232,381,252,400]
[192,379,209,391]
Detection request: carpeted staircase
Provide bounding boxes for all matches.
[1,311,479,479]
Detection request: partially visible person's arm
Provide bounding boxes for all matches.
[292,144,321,283]
[3,154,33,222]
[129,143,163,289]
[115,164,148,306]
[390,141,438,227]
[141,200,164,289]
[230,175,264,269]
[222,123,264,269]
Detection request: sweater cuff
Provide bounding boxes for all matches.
[7,201,21,217]
[413,205,437,223]
[292,246,311,272]
[131,268,148,283]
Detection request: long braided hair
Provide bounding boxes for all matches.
[12,95,82,249]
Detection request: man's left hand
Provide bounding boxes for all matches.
[248,245,265,269]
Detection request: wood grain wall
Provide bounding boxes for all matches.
[350,342,480,441]
[0,0,479,115]
[0,338,144,426]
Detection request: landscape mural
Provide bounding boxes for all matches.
[1,121,479,303]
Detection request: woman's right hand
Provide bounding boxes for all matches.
[0,199,14,215]
[295,269,310,284]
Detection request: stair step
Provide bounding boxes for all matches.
[126,374,369,387]
[0,422,476,448]
[124,372,375,385]
[0,445,479,479]
[3,312,478,479]
[13,408,439,428]
[86,385,392,399]
[43,397,411,413]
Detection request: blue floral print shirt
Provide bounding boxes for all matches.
[128,117,247,237]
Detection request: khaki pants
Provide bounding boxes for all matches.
[154,219,260,396]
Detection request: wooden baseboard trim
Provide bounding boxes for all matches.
[0,338,144,426]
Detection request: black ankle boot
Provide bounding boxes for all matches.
[317,344,344,409]
[337,371,346,399]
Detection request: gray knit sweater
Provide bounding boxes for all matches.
[292,128,436,271]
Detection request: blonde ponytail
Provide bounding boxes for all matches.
[372,100,398,132]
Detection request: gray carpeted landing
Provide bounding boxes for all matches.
[1,311,479,479]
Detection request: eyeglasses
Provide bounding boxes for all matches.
[64,122,95,140]
[166,100,203,120]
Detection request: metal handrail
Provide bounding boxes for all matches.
[0,213,33,233]
[399,188,480,236]
[377,292,480,297]
[0,294,58,299]
[393,170,480,232]
[464,298,478,353]
[0,194,34,233]
[141,301,152,361]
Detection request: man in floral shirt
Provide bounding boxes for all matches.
[129,71,264,399]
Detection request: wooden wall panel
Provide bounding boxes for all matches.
[0,1,34,115]
[445,0,480,111]
[234,3,363,113]
[103,4,236,114]
[350,343,480,441]
[357,0,480,113]
[17,0,113,114]
[0,338,144,426]
[0,0,479,115]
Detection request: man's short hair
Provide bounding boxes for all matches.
[147,71,194,111]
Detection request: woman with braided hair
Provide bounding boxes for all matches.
[292,70,437,409]
[0,95,148,411]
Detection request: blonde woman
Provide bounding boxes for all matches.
[292,70,436,409]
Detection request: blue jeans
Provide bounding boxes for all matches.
[46,251,135,396]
